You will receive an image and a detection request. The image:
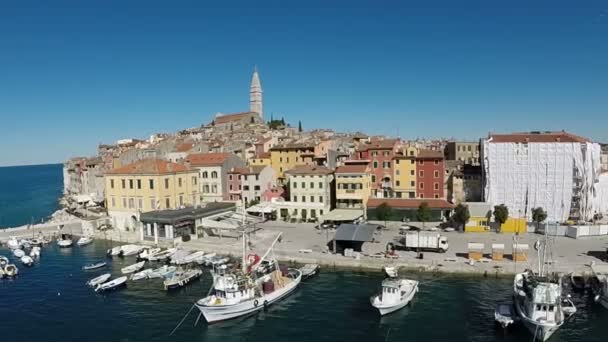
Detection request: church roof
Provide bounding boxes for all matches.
[213,112,258,125]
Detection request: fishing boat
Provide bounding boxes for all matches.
[138,247,161,260]
[590,264,608,309]
[121,261,145,274]
[147,248,176,262]
[370,278,418,316]
[170,249,195,265]
[95,276,128,292]
[77,236,94,246]
[120,245,144,257]
[298,264,320,280]
[383,265,398,278]
[7,237,21,250]
[107,246,123,257]
[29,246,41,258]
[87,273,111,287]
[163,268,203,290]
[20,255,34,267]
[83,261,107,271]
[131,268,155,281]
[3,264,19,277]
[148,265,177,279]
[13,249,25,258]
[195,232,302,323]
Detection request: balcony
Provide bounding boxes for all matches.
[381,181,392,189]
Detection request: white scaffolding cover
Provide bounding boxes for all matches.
[483,140,602,222]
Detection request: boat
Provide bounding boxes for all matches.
[0,256,9,267]
[590,264,608,309]
[163,268,203,290]
[131,268,155,281]
[20,239,31,249]
[138,247,161,260]
[121,261,145,274]
[83,261,107,270]
[370,278,418,316]
[195,232,302,323]
[208,255,230,267]
[120,245,144,257]
[183,251,207,264]
[29,246,41,258]
[147,248,177,262]
[95,276,128,292]
[197,253,217,266]
[148,265,177,279]
[383,265,398,278]
[298,264,320,280]
[494,303,517,329]
[107,246,123,257]
[7,237,21,250]
[20,255,34,267]
[170,249,196,265]
[87,273,111,287]
[29,238,44,247]
[77,236,94,246]
[57,238,73,248]
[13,249,25,258]
[3,264,19,277]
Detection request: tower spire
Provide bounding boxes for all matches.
[249,66,263,119]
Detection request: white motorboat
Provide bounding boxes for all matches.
[170,249,194,265]
[30,246,41,258]
[0,256,9,267]
[107,246,123,257]
[121,261,146,274]
[20,239,31,249]
[57,239,73,248]
[209,256,230,267]
[77,236,94,246]
[494,303,516,328]
[20,255,34,267]
[95,276,128,292]
[138,247,161,260]
[83,261,107,270]
[298,264,320,280]
[13,249,25,258]
[198,253,217,266]
[29,238,44,247]
[371,278,418,316]
[195,232,302,323]
[131,268,155,281]
[120,244,144,257]
[147,248,176,262]
[148,265,177,279]
[163,268,203,290]
[7,237,21,250]
[87,273,111,287]
[383,265,398,278]
[3,264,19,277]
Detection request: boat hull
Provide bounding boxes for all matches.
[372,283,418,316]
[197,270,301,323]
[514,296,561,341]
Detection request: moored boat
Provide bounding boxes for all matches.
[121,261,145,274]
[20,255,34,267]
[163,268,203,290]
[77,236,94,246]
[298,264,320,280]
[3,264,19,277]
[0,256,9,267]
[120,245,144,257]
[7,237,21,250]
[131,268,155,281]
[83,261,107,270]
[107,246,123,257]
[29,246,41,258]
[370,278,418,316]
[13,249,25,258]
[147,248,176,262]
[148,265,177,279]
[383,265,398,278]
[57,238,73,248]
[138,247,161,260]
[95,276,128,292]
[87,273,111,287]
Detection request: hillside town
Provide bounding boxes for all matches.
[59,69,608,264]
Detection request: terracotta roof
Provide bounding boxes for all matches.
[356,139,399,151]
[186,152,231,166]
[107,159,190,175]
[416,149,444,159]
[489,131,589,143]
[214,112,257,125]
[229,166,267,175]
[175,142,193,152]
[335,164,369,174]
[256,152,271,159]
[285,165,334,176]
[270,143,316,151]
[367,198,455,209]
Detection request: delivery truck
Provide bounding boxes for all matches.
[401,231,449,253]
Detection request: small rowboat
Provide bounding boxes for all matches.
[163,268,202,290]
[95,276,128,292]
[83,261,107,270]
[87,273,111,287]
[77,237,94,246]
[121,261,145,274]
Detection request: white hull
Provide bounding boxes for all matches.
[514,295,561,341]
[77,237,93,246]
[121,261,145,274]
[371,281,418,316]
[57,240,73,248]
[197,270,301,323]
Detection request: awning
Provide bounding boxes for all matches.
[246,203,275,214]
[321,209,364,222]
[334,224,377,242]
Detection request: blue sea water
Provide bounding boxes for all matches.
[0,164,63,228]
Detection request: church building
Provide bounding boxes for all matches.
[211,68,264,130]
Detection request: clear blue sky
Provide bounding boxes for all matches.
[1,0,607,166]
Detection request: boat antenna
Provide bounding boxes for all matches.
[241,198,247,273]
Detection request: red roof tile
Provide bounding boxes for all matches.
[186,152,231,166]
[175,142,193,152]
[285,165,333,176]
[335,164,369,174]
[356,139,399,151]
[367,198,454,209]
[107,159,190,175]
[256,152,271,159]
[416,149,444,159]
[489,131,589,143]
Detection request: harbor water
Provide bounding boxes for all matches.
[2,242,608,342]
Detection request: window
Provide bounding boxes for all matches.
[396,170,400,176]
[293,182,297,189]
[244,185,250,191]
[419,182,424,189]
[383,151,389,156]
[310,196,314,202]
[434,170,439,178]
[410,170,415,176]
[149,179,154,189]
[211,171,218,179]
[319,196,323,203]
[129,179,133,189]
[293,195,297,202]
[434,194,439,198]
[212,185,217,193]
[434,159,439,165]
[138,198,143,209]
[229,175,233,181]
[372,151,378,157]
[280,167,283,173]
[254,185,260,191]
[178,178,182,187]
[164,178,169,189]
[192,176,197,185]
[121,179,126,189]
[110,179,115,189]
[255,175,259,181]
[111,197,115,207]
[419,193,424,198]
[419,170,424,177]
[128,198,134,209]
[434,182,439,190]
[310,182,314,189]
[320,210,324,215]
[410,159,415,164]
[202,171,208,178]
[122,197,127,207]
[373,161,378,168]
[280,157,283,162]
[229,185,233,191]
[396,180,400,186]
[150,197,156,209]
[418,160,424,165]
[371,175,376,182]
[286,157,289,163]
[203,185,210,193]
[137,179,141,189]
[301,182,305,189]
[409,192,415,198]
[319,182,323,189]
[410,181,415,187]
[165,198,170,208]
[383,161,391,169]
[467,145,472,152]
[302,196,306,202]
[179,195,183,206]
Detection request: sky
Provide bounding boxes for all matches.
[1,0,607,166]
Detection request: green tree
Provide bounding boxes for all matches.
[493,204,509,226]
[247,199,260,208]
[375,202,393,227]
[452,203,470,231]
[417,202,432,227]
[532,207,547,231]
[298,120,303,132]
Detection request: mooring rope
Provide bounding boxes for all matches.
[169,304,196,336]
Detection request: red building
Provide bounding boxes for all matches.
[227,167,247,201]
[415,149,445,199]
[355,138,401,198]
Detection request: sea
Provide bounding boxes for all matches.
[2,164,608,342]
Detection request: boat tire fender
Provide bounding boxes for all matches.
[263,300,269,308]
[254,299,259,307]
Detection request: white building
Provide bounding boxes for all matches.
[186,152,245,202]
[283,165,334,222]
[482,131,604,222]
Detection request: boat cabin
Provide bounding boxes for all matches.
[529,283,561,323]
[379,279,403,303]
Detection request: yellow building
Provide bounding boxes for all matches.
[105,159,199,230]
[500,217,527,234]
[248,152,272,167]
[269,143,316,183]
[335,164,372,209]
[393,148,417,199]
